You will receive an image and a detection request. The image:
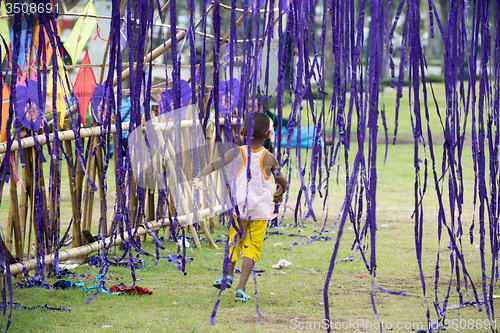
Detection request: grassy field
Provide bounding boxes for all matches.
[3,82,500,332]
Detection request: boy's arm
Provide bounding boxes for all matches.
[193,148,240,189]
[269,155,289,203]
[201,148,239,176]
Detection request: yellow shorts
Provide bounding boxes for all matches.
[228,217,268,263]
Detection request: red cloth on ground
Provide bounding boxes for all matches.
[110,283,152,295]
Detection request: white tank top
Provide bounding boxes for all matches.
[235,146,272,220]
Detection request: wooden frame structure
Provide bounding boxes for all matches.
[0,0,282,277]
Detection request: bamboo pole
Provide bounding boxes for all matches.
[29,148,50,261]
[113,31,186,86]
[63,119,83,248]
[19,149,31,251]
[184,11,245,87]
[26,149,36,260]
[159,137,201,249]
[114,4,211,86]
[98,0,127,84]
[201,95,218,234]
[0,124,126,154]
[163,138,217,249]
[6,165,14,251]
[81,0,127,242]
[31,57,246,71]
[8,205,225,276]
[81,136,99,232]
[144,0,171,65]
[94,144,105,235]
[7,157,22,258]
[157,190,167,238]
[11,177,22,260]
[129,175,138,228]
[48,141,61,254]
[75,139,85,225]
[165,190,175,239]
[0,119,238,155]
[205,122,217,234]
[144,189,155,238]
[205,14,245,64]
[107,115,119,237]
[37,153,51,260]
[66,139,83,248]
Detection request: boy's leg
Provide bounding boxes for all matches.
[227,216,247,278]
[235,219,267,297]
[228,260,237,278]
[235,256,254,295]
[213,217,243,289]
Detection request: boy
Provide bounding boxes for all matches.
[194,112,289,302]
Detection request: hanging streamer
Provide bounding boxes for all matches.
[0,1,497,332]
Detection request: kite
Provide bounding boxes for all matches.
[9,19,32,77]
[160,80,191,120]
[0,0,10,61]
[63,0,98,64]
[47,52,74,128]
[1,85,9,142]
[34,19,62,67]
[15,80,43,131]
[90,83,106,123]
[73,50,97,125]
[17,49,38,86]
[213,78,240,117]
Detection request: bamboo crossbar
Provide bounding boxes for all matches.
[114,30,186,85]
[219,3,282,13]
[31,54,245,72]
[0,3,281,21]
[7,204,226,276]
[0,123,129,155]
[0,118,238,155]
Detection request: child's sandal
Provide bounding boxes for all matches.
[235,289,251,302]
[213,276,233,289]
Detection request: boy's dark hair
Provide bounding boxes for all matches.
[246,112,270,139]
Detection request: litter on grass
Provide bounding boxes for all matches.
[177,239,190,248]
[59,264,79,270]
[53,280,86,289]
[272,259,292,269]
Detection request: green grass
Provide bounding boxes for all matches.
[2,82,499,332]
[276,80,478,146]
[7,207,495,332]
